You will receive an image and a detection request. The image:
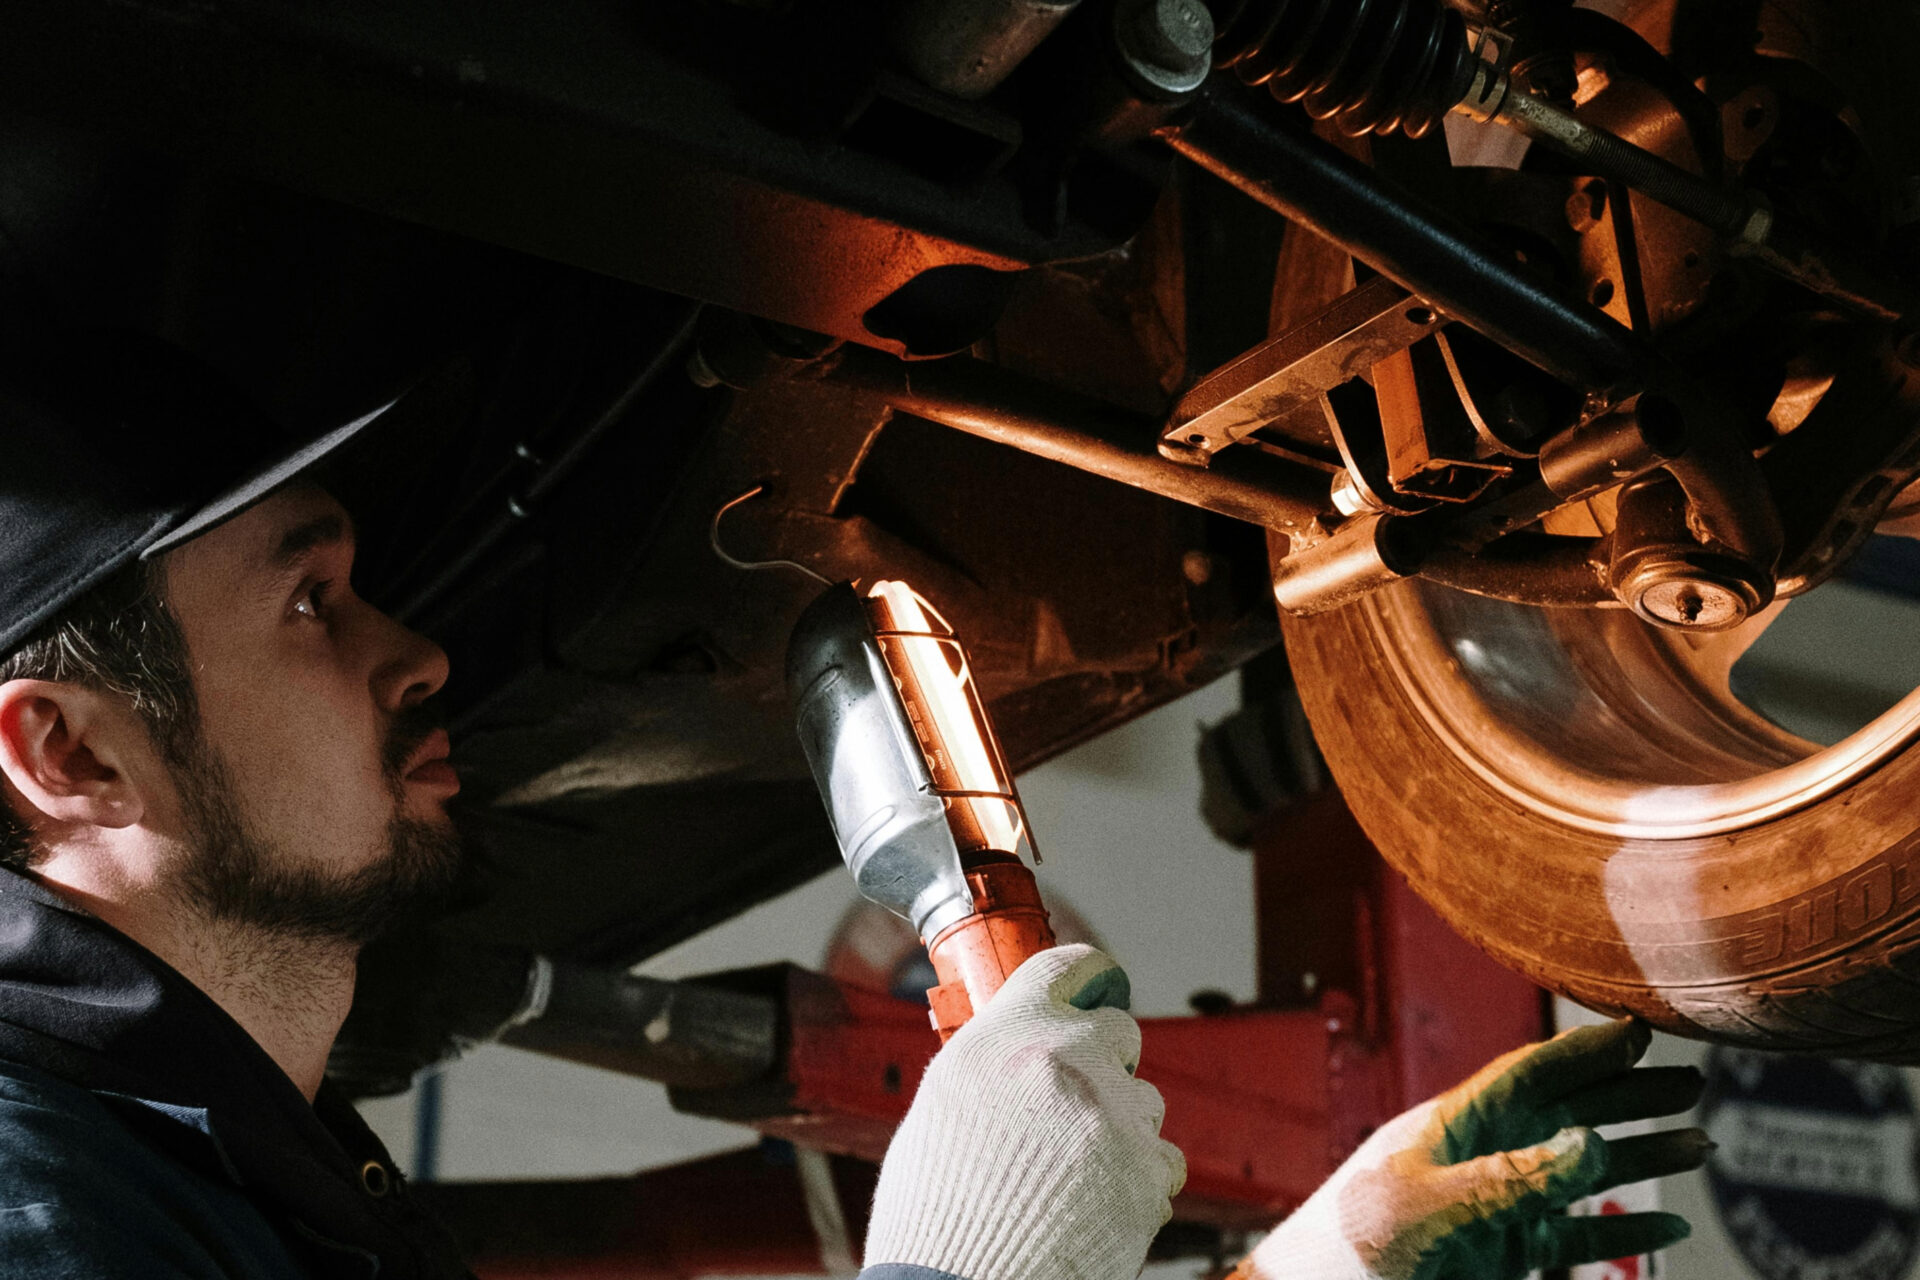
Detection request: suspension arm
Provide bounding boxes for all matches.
[1159,82,1643,392]
[819,345,1333,542]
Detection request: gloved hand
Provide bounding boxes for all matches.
[863,944,1185,1280]
[1237,1019,1708,1280]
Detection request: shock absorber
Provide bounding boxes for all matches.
[1208,0,1481,137]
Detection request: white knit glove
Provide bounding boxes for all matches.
[1236,1020,1707,1280]
[864,944,1185,1280]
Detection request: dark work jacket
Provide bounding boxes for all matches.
[0,867,472,1279]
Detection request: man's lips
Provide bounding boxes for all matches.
[403,728,460,796]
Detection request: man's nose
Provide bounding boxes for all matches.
[370,609,450,711]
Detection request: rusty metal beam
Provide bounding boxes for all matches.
[822,346,1332,540]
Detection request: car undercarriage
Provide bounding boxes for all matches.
[7,0,1920,1096]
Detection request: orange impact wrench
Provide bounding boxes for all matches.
[790,580,1054,1039]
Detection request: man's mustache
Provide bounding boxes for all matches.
[382,702,447,783]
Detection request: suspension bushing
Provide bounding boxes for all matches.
[1608,476,1774,631]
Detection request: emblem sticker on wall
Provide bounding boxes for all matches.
[1704,1047,1920,1280]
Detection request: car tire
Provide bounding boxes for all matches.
[1284,581,1920,1059]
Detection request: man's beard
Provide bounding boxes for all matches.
[170,705,462,946]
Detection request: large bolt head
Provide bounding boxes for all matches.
[1615,552,1770,631]
[1634,576,1749,629]
[1116,0,1214,95]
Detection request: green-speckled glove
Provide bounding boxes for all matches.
[1236,1019,1709,1280]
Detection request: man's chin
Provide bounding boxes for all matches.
[384,815,465,900]
[402,799,459,832]
[242,817,464,947]
[172,725,466,946]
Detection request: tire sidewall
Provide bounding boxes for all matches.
[1285,583,1920,1050]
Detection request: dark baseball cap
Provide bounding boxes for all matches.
[0,331,393,657]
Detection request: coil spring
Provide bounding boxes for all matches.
[1210,0,1480,138]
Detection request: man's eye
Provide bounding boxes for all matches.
[293,581,332,620]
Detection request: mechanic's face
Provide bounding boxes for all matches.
[158,484,461,943]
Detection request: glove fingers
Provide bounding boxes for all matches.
[1422,1126,1606,1221]
[1555,1067,1705,1131]
[1048,947,1132,1013]
[1526,1210,1692,1270]
[1438,1022,1652,1161]
[1482,1021,1653,1112]
[1090,1004,1144,1075]
[1457,1066,1706,1159]
[1159,1136,1189,1199]
[986,944,1131,1017]
[1588,1129,1713,1195]
[1068,964,1132,1012]
[1133,1075,1167,1132]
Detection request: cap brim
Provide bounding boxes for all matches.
[141,397,399,559]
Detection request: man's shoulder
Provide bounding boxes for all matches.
[0,1056,191,1180]
[0,1057,307,1278]
[0,1056,152,1173]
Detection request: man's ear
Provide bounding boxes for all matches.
[0,679,147,832]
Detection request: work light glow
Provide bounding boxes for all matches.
[866,579,1030,858]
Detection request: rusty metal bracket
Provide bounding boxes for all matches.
[1372,339,1515,505]
[1160,276,1447,464]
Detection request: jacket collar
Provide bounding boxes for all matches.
[0,867,467,1279]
